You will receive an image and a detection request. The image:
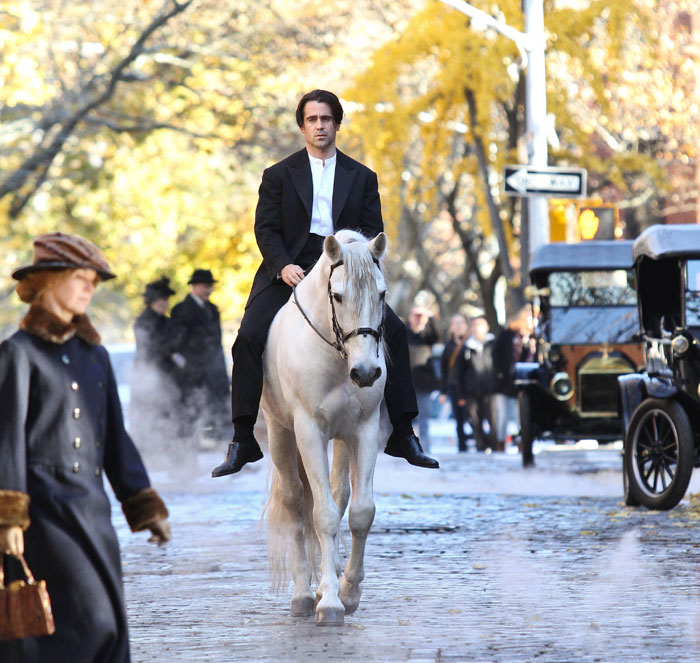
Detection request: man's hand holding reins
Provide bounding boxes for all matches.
[281,264,305,287]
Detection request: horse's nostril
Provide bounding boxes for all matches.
[350,368,361,384]
[373,367,382,381]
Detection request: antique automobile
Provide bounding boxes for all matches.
[619,224,700,510]
[515,240,644,466]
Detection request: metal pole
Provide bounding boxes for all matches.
[437,0,549,257]
[524,0,549,256]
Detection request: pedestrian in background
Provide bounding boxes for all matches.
[439,313,470,452]
[461,315,496,452]
[131,276,183,464]
[0,232,170,663]
[490,316,525,452]
[406,305,440,452]
[170,268,231,445]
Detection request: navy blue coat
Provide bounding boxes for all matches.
[0,309,164,663]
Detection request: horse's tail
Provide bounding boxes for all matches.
[263,450,318,592]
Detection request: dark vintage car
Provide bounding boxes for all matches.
[515,240,644,466]
[619,224,700,510]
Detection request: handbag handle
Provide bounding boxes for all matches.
[0,553,36,589]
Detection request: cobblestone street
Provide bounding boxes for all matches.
[116,440,700,663]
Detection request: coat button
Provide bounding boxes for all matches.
[70,381,79,391]
[98,381,105,390]
[94,468,101,477]
[72,462,80,473]
[61,355,70,365]
[96,440,102,448]
[73,437,82,449]
[72,407,81,419]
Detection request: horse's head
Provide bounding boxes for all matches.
[323,230,387,388]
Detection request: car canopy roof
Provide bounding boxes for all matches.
[633,224,700,262]
[530,240,634,276]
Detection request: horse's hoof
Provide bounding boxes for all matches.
[339,578,361,615]
[316,607,345,626]
[290,596,315,617]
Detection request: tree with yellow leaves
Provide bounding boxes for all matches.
[343,0,693,326]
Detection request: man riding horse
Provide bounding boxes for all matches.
[211,89,439,478]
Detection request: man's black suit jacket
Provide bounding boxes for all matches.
[247,148,384,307]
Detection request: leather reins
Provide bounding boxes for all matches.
[292,258,385,360]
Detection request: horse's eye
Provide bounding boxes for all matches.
[333,293,343,304]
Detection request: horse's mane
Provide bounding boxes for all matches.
[327,230,383,325]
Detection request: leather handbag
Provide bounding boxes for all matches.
[0,553,55,641]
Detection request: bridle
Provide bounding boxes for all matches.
[292,258,385,360]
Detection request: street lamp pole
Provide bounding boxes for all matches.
[438,0,549,258]
[523,0,549,255]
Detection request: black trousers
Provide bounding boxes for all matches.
[231,239,418,425]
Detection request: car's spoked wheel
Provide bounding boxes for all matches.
[625,398,694,510]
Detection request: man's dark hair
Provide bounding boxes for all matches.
[296,90,344,128]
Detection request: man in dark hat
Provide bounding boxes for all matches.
[170,268,231,443]
[211,89,439,478]
[130,277,182,459]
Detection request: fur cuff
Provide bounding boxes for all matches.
[121,488,169,532]
[0,490,31,530]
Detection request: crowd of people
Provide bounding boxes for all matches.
[407,305,535,454]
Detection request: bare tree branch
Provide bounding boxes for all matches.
[0,0,194,218]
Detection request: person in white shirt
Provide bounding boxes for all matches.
[212,89,439,478]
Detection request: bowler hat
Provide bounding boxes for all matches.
[188,268,217,285]
[144,276,175,300]
[12,232,116,281]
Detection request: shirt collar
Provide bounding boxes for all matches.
[307,151,337,167]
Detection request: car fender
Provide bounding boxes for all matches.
[618,373,678,438]
[514,362,541,388]
[618,374,645,438]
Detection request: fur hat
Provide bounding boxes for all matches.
[188,268,217,285]
[12,232,116,281]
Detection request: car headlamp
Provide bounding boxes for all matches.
[550,372,573,401]
[671,335,690,355]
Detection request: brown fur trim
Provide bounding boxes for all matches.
[121,488,169,532]
[0,490,30,530]
[19,305,101,345]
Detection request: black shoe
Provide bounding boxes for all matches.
[211,437,263,477]
[384,432,439,469]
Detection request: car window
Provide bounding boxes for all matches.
[685,260,700,327]
[550,307,639,344]
[548,270,636,307]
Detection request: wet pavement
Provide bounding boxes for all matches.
[115,434,700,663]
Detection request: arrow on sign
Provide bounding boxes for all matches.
[503,165,587,198]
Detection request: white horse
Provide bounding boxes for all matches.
[261,229,387,626]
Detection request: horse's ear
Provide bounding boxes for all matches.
[369,232,387,261]
[324,234,343,263]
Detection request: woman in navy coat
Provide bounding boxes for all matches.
[0,232,171,663]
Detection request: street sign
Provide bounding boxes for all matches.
[503,165,587,198]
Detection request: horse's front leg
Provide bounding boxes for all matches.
[339,416,379,615]
[330,438,351,577]
[294,415,345,626]
[267,420,315,617]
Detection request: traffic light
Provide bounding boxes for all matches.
[577,204,618,240]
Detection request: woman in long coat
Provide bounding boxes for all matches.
[0,232,171,663]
